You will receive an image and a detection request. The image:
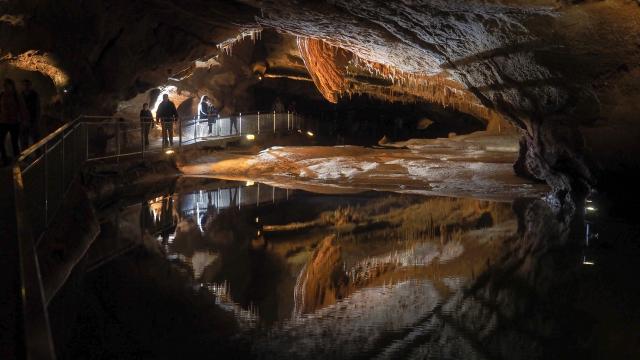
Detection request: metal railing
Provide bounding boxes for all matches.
[14,111,303,246]
[84,111,304,162]
[12,118,86,360]
[10,110,305,359]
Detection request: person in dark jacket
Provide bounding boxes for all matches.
[20,79,41,147]
[198,95,215,136]
[229,98,239,134]
[139,103,153,146]
[156,94,178,147]
[0,78,28,165]
[208,103,219,135]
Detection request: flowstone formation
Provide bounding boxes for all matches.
[2,0,639,204]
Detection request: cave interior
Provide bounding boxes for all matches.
[2,0,640,359]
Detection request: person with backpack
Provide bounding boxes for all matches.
[156,94,178,148]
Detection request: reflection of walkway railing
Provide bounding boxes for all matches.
[180,182,290,218]
[180,182,290,233]
[10,112,304,359]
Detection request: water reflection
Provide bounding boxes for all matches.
[75,180,640,359]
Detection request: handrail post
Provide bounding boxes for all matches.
[141,122,145,160]
[116,120,120,164]
[62,128,65,188]
[85,122,89,161]
[44,141,48,225]
[287,111,290,131]
[257,112,260,134]
[179,117,183,150]
[239,112,242,135]
[273,111,276,134]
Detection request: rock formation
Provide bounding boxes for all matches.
[2,0,640,204]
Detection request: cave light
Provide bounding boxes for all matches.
[585,206,597,212]
[255,217,259,223]
[165,149,175,155]
[306,131,314,137]
[246,180,255,186]
[246,134,256,140]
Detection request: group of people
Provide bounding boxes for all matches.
[139,94,224,149]
[0,78,41,166]
[138,94,298,149]
[138,93,179,148]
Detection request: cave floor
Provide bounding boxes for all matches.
[178,131,548,201]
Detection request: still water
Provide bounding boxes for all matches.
[53,178,640,360]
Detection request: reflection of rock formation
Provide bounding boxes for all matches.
[289,196,517,316]
[253,196,640,360]
[246,196,577,359]
[294,236,349,315]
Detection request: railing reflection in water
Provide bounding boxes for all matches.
[113,181,292,328]
[142,182,290,242]
[11,112,304,359]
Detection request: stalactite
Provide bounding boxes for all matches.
[295,37,506,130]
[296,37,349,104]
[217,27,263,56]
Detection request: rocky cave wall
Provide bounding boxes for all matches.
[2,0,640,203]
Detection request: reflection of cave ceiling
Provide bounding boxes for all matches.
[2,0,640,200]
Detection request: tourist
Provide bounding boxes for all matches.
[156,94,178,147]
[198,95,210,122]
[198,95,218,135]
[208,100,219,135]
[272,96,285,113]
[20,79,41,147]
[287,100,297,114]
[0,78,28,165]
[139,103,153,146]
[229,98,238,134]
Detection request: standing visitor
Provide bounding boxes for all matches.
[229,98,238,134]
[287,100,297,114]
[272,96,285,113]
[198,95,209,136]
[198,95,218,136]
[0,78,28,165]
[208,99,218,136]
[139,103,153,147]
[20,79,41,147]
[156,94,178,148]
